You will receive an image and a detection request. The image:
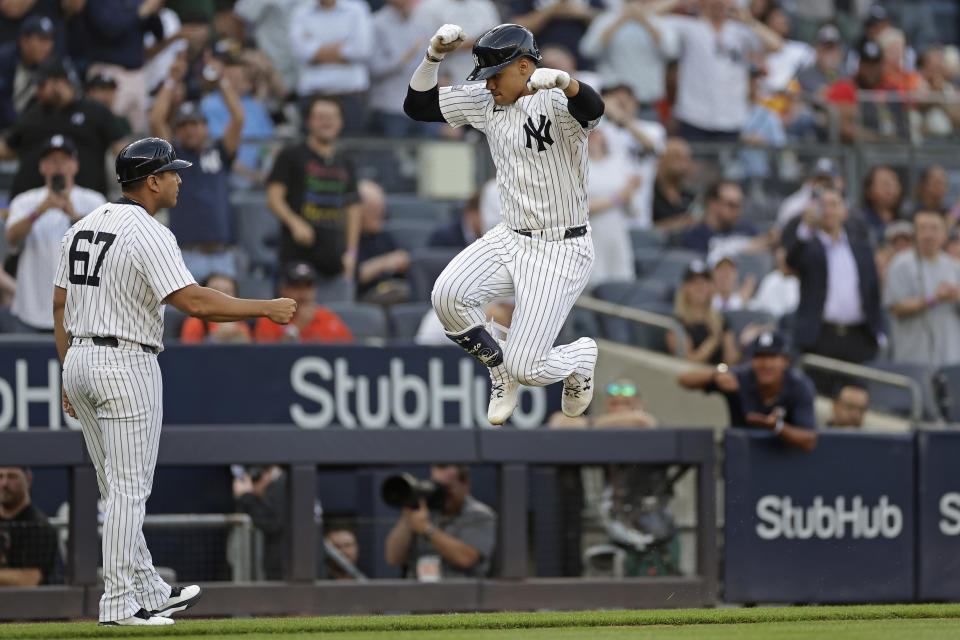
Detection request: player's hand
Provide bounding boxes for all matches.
[526,68,571,92]
[289,218,316,247]
[428,24,465,59]
[62,388,77,419]
[266,297,297,324]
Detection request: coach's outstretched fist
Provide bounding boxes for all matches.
[266,298,298,325]
[526,68,570,91]
[428,24,465,59]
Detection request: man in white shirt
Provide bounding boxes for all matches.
[289,0,374,134]
[5,135,105,332]
[660,0,782,140]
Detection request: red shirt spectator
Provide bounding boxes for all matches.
[253,261,354,343]
[179,274,253,343]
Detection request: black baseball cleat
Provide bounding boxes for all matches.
[99,608,174,626]
[151,584,202,618]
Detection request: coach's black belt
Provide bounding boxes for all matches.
[514,225,588,240]
[71,336,158,354]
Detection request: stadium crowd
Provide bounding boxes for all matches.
[0,0,960,417]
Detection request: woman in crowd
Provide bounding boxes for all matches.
[666,260,740,365]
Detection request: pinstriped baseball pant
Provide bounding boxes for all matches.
[62,344,171,622]
[432,223,595,386]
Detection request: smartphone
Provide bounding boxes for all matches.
[51,174,66,194]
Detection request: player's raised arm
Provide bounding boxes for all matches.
[525,68,605,128]
[403,24,465,123]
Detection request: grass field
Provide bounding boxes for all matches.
[3,604,960,640]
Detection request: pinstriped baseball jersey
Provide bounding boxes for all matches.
[54,198,196,350]
[438,84,599,231]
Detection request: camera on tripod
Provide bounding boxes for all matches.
[381,473,447,511]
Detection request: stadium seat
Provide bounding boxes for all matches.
[724,309,775,337]
[232,194,279,272]
[383,220,437,253]
[323,302,387,340]
[556,306,600,346]
[635,248,701,284]
[316,277,355,303]
[389,302,432,340]
[593,280,671,306]
[163,306,188,340]
[629,228,666,252]
[407,248,459,301]
[860,360,940,420]
[385,195,455,222]
[936,364,960,422]
[732,252,774,283]
[0,306,20,333]
[236,273,274,301]
[347,148,416,193]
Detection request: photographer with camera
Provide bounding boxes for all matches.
[5,134,105,332]
[384,464,496,580]
[232,465,285,579]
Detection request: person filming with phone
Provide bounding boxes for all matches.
[783,186,882,380]
[5,135,105,333]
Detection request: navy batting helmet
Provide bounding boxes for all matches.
[115,137,192,185]
[467,24,541,82]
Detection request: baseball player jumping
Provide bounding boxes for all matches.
[53,138,297,626]
[405,23,604,424]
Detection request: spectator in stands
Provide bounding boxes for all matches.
[877,27,920,94]
[759,5,813,94]
[908,165,949,216]
[739,64,786,180]
[677,331,818,451]
[0,467,58,586]
[874,220,913,287]
[0,15,56,129]
[796,24,845,98]
[661,0,783,141]
[428,191,483,249]
[0,268,14,308]
[710,254,754,312]
[509,0,599,71]
[325,529,360,580]
[0,1,75,59]
[825,40,908,143]
[857,165,904,245]
[385,464,497,580]
[180,274,253,344]
[201,43,275,189]
[267,96,361,283]
[141,7,186,97]
[776,157,844,228]
[651,137,695,230]
[233,0,300,91]
[579,0,677,107]
[747,247,799,319]
[233,465,285,579]
[681,181,759,256]
[587,128,639,285]
[885,210,960,367]
[150,72,243,281]
[84,72,131,137]
[415,0,500,86]
[915,47,960,139]
[948,228,960,262]
[548,377,658,428]
[828,383,869,429]
[289,0,373,135]
[785,186,882,367]
[176,9,212,103]
[76,0,165,134]
[666,259,740,366]
[369,0,435,137]
[5,135,104,332]
[1,58,127,198]
[255,262,353,343]
[599,84,665,228]
[356,179,410,304]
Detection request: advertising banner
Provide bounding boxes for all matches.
[916,429,960,600]
[724,429,915,603]
[0,343,559,430]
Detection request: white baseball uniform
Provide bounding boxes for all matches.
[431,83,599,386]
[56,197,196,622]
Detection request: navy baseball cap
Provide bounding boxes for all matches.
[812,157,840,179]
[36,57,68,81]
[40,134,78,159]
[281,262,317,286]
[173,102,207,126]
[860,40,883,64]
[751,331,788,357]
[816,24,841,45]
[20,15,54,37]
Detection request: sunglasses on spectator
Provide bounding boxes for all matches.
[606,383,637,397]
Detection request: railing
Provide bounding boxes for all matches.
[0,427,717,621]
[574,295,688,359]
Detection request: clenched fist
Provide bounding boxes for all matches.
[266,298,298,324]
[526,68,571,91]
[428,24,465,59]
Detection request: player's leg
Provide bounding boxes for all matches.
[431,226,519,424]
[94,350,171,622]
[62,349,109,500]
[503,234,598,415]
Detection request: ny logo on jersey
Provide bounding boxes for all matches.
[523,115,554,152]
